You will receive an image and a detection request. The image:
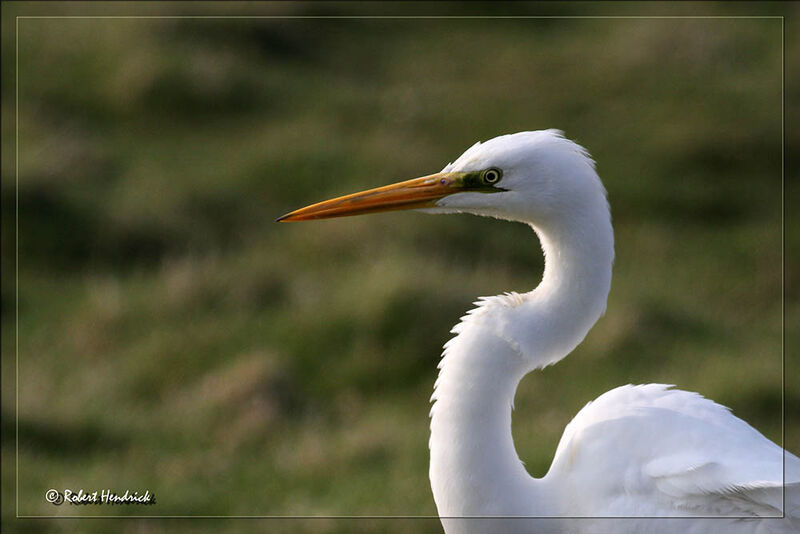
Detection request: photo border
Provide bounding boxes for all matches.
[12,11,787,521]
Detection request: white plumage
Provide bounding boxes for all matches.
[280,131,799,533]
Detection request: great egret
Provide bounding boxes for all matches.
[278,131,799,533]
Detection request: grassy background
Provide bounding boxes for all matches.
[2,2,797,533]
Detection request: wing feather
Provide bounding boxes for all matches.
[550,384,800,519]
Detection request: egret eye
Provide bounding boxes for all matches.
[483,168,502,184]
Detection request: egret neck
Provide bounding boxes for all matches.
[429,199,614,518]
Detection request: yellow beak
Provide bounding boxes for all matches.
[276,172,466,222]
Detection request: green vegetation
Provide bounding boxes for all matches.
[1,3,794,534]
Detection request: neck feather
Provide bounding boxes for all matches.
[429,202,614,517]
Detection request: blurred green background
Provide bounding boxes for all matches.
[2,2,797,533]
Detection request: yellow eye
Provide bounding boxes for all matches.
[483,168,502,184]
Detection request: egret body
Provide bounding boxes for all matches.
[279,131,799,533]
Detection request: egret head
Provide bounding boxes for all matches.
[277,130,606,228]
